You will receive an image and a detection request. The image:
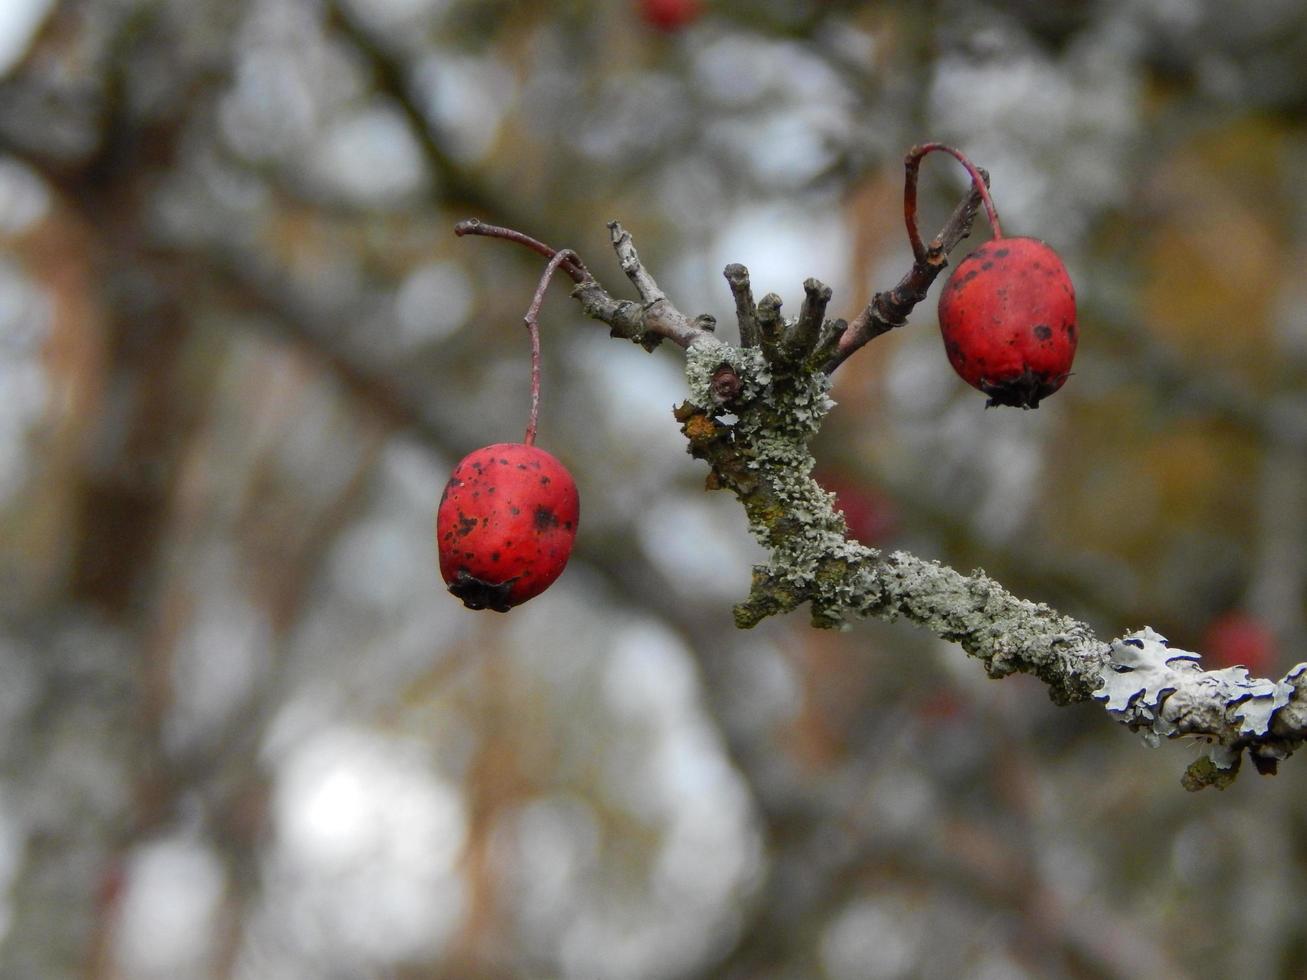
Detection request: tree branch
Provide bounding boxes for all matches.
[325,0,503,216]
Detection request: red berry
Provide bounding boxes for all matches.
[437,443,579,612]
[937,237,1077,408]
[637,0,702,31]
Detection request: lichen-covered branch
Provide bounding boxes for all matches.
[455,214,1307,790]
[675,336,1106,700]
[673,329,1307,790]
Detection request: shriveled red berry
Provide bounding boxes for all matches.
[437,443,579,612]
[637,0,702,31]
[938,237,1077,408]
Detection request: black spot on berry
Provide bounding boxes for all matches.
[962,269,978,284]
[499,458,509,465]
[981,261,994,271]
[534,506,559,531]
[517,463,527,470]
[540,476,550,485]
[456,514,477,537]
[995,247,1010,258]
[491,551,500,561]
[509,506,521,516]
[1034,324,1052,340]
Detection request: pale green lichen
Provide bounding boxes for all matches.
[682,330,1111,698]
[684,337,871,625]
[684,338,770,408]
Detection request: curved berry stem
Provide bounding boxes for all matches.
[521,249,579,446]
[904,143,1003,263]
[454,219,592,282]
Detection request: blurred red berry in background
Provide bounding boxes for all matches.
[1202,610,1277,674]
[637,0,703,32]
[817,471,900,547]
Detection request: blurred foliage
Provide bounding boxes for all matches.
[1,0,1307,978]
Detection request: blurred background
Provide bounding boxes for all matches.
[1,0,1306,977]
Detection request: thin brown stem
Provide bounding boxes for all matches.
[521,249,578,445]
[904,142,1003,261]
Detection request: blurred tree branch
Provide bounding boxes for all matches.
[325,0,520,222]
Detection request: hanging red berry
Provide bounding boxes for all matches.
[438,443,579,612]
[904,143,1078,408]
[938,237,1077,408]
[436,246,585,611]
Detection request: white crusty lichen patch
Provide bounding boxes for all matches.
[1094,626,1307,766]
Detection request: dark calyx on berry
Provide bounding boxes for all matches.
[979,365,1070,409]
[447,570,519,613]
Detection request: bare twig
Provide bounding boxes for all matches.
[825,168,988,372]
[455,218,712,351]
[724,264,760,347]
[786,277,832,358]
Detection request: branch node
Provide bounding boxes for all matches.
[709,364,743,404]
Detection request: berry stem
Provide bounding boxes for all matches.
[454,219,593,283]
[522,248,579,446]
[904,143,1003,262]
